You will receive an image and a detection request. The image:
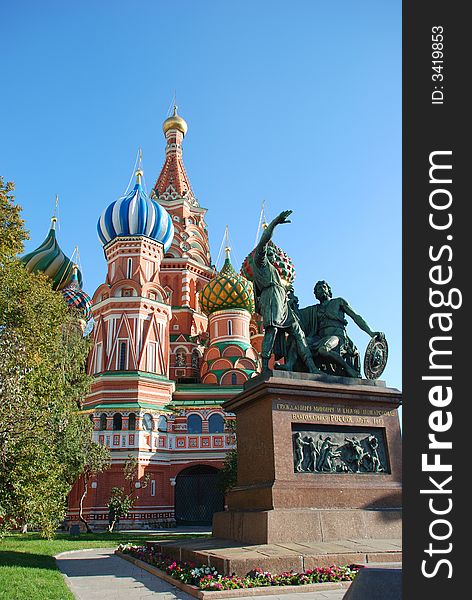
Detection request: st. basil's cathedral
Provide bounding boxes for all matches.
[21,107,295,528]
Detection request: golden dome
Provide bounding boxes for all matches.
[163,105,188,137]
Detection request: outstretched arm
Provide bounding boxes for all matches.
[341,299,383,338]
[254,210,292,266]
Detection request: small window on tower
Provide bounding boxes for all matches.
[128,413,136,431]
[187,414,202,434]
[150,480,156,497]
[127,258,133,279]
[165,288,173,304]
[227,320,233,335]
[113,413,122,431]
[119,341,127,370]
[143,413,153,432]
[209,413,225,433]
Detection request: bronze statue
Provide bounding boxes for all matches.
[303,281,383,377]
[279,280,384,378]
[251,210,320,374]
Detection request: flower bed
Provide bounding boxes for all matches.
[117,543,361,591]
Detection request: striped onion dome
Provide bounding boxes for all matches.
[21,217,82,291]
[241,240,296,287]
[97,170,174,251]
[61,265,92,321]
[200,250,255,316]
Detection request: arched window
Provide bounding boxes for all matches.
[191,349,200,371]
[175,351,186,367]
[158,415,168,432]
[127,258,133,279]
[113,413,122,431]
[208,413,225,434]
[187,414,202,434]
[143,413,153,432]
[100,413,107,431]
[231,373,237,385]
[128,413,136,431]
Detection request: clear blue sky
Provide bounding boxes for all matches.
[1,0,401,391]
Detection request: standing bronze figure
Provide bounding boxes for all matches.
[251,210,319,373]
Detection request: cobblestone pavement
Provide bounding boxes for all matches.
[56,548,347,600]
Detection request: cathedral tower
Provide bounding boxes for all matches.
[86,168,175,440]
[151,107,214,382]
[199,246,260,384]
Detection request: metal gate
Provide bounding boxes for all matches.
[174,466,224,524]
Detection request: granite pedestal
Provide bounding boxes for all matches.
[213,371,402,546]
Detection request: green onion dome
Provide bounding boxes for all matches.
[200,251,255,316]
[21,217,81,291]
[241,240,295,287]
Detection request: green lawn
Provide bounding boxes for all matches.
[0,531,208,600]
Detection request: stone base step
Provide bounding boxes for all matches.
[148,537,402,577]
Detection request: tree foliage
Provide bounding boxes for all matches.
[0,177,107,537]
[107,455,149,532]
[74,424,110,533]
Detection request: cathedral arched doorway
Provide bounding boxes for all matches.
[174,465,224,525]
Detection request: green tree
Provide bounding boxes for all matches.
[107,455,149,532]
[0,177,101,537]
[60,414,110,533]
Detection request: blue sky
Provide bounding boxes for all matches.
[1,0,401,390]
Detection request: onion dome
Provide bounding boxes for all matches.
[200,248,255,316]
[21,217,82,291]
[163,105,188,137]
[61,264,92,321]
[241,239,296,287]
[97,169,174,251]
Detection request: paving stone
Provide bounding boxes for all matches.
[56,548,194,600]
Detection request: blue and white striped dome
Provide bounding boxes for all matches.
[97,175,174,251]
